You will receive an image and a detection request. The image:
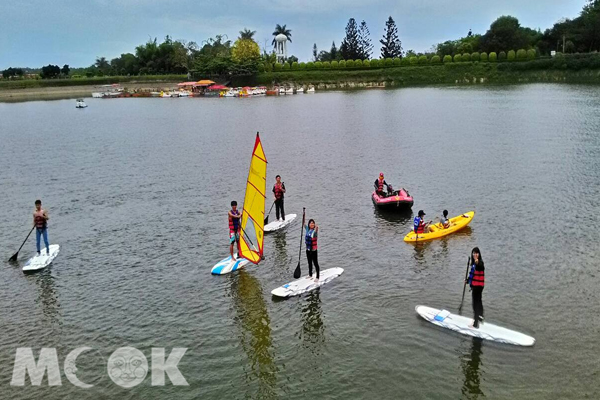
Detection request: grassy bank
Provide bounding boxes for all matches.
[0,75,187,90]
[234,59,600,88]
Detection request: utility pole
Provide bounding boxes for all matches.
[562,35,566,53]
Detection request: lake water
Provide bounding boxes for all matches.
[0,84,599,399]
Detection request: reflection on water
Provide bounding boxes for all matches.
[300,291,325,353]
[30,271,62,328]
[373,207,413,225]
[461,338,485,399]
[230,270,278,399]
[271,231,290,266]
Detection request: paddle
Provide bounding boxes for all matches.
[9,226,35,262]
[293,208,306,279]
[264,201,275,225]
[458,256,471,313]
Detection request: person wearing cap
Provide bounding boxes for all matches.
[374,173,390,197]
[413,210,430,234]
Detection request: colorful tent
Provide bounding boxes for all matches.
[177,82,197,86]
[208,84,228,90]
[196,80,216,86]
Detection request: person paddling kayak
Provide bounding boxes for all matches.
[440,210,450,229]
[33,199,50,256]
[228,201,242,261]
[305,219,320,281]
[414,210,430,234]
[465,247,485,328]
[272,175,286,222]
[374,173,390,197]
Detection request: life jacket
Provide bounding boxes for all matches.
[413,216,425,234]
[305,228,318,251]
[377,178,385,192]
[229,209,240,233]
[273,183,284,200]
[34,210,46,229]
[468,263,485,287]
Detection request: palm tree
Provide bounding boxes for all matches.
[271,24,292,48]
[239,28,256,40]
[95,57,110,70]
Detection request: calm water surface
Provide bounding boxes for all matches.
[0,84,599,399]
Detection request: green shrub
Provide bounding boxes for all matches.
[418,55,428,64]
[314,61,323,69]
[462,53,471,62]
[282,62,291,70]
[410,56,418,65]
[264,62,273,72]
[354,59,363,68]
[339,60,346,69]
[471,52,480,62]
[291,61,299,70]
[489,52,497,62]
[507,50,516,61]
[498,51,506,61]
[393,57,401,66]
[323,61,331,69]
[431,55,441,63]
[527,49,536,60]
[516,49,527,61]
[480,52,488,62]
[370,59,380,68]
[257,63,265,72]
[401,57,410,66]
[443,55,452,63]
[306,61,315,70]
[330,60,339,69]
[299,62,306,70]
[274,63,283,71]
[346,59,355,68]
[384,58,394,67]
[453,54,462,62]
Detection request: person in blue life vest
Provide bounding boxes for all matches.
[33,199,50,256]
[228,201,242,261]
[374,172,390,197]
[440,210,450,229]
[414,210,431,234]
[305,219,320,281]
[465,247,485,328]
[272,175,286,222]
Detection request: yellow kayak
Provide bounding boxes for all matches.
[404,211,475,242]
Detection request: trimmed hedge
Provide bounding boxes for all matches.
[274,63,283,71]
[462,53,471,62]
[480,52,488,62]
[323,61,331,69]
[516,49,527,61]
[454,54,462,62]
[314,61,323,69]
[292,61,299,70]
[283,63,290,70]
[527,49,536,60]
[299,62,306,70]
[331,60,339,69]
[401,57,410,66]
[306,61,315,70]
[409,56,418,65]
[489,52,497,62]
[339,60,346,69]
[346,60,355,68]
[507,50,516,61]
[471,52,480,62]
[443,55,452,63]
[370,59,380,68]
[393,57,402,66]
[431,55,441,63]
[499,51,507,61]
[354,59,363,68]
[385,58,394,67]
[418,55,428,64]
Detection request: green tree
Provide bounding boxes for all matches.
[313,43,318,61]
[359,20,373,59]
[443,55,452,63]
[61,64,70,76]
[418,55,428,64]
[380,16,403,58]
[239,28,256,40]
[480,16,529,52]
[341,18,361,60]
[232,39,260,63]
[453,54,462,62]
[489,52,497,61]
[272,24,292,48]
[498,51,507,61]
[516,49,527,60]
[431,55,441,63]
[507,50,516,61]
[480,52,488,62]
[471,52,480,61]
[330,41,339,60]
[462,53,471,62]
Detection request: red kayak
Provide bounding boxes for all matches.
[372,186,413,210]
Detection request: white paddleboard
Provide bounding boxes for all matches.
[271,267,344,297]
[211,254,250,275]
[22,244,60,273]
[264,214,297,233]
[415,305,535,346]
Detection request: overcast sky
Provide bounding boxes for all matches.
[0,0,586,69]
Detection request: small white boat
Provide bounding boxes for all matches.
[278,87,285,94]
[178,90,191,97]
[284,87,294,95]
[306,85,315,93]
[224,89,236,97]
[75,99,87,108]
[296,87,304,93]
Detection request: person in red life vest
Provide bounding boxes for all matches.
[373,172,390,197]
[465,247,485,328]
[33,199,50,256]
[272,175,286,222]
[413,210,431,234]
[228,201,242,261]
[305,219,320,281]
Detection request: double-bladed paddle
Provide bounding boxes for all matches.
[293,208,306,279]
[9,226,35,262]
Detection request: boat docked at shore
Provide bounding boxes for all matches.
[75,99,87,108]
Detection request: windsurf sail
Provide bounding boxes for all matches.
[239,133,267,264]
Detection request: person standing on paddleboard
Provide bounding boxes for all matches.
[466,247,485,328]
[305,219,320,281]
[272,175,286,222]
[33,199,50,256]
[229,201,242,261]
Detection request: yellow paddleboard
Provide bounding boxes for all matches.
[404,211,475,242]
